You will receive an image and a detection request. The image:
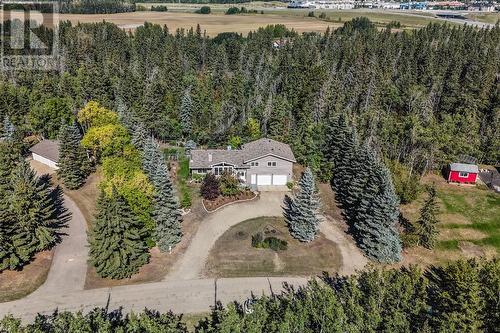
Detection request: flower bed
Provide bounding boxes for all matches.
[203,190,257,212]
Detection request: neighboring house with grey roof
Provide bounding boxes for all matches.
[30,139,60,169]
[189,138,296,186]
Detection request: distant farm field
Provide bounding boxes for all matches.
[1,5,464,36]
[56,11,336,35]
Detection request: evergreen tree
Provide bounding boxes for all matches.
[426,259,484,332]
[57,123,91,190]
[283,168,321,242]
[151,159,182,251]
[180,87,193,137]
[354,165,402,263]
[415,186,440,249]
[132,123,149,151]
[2,116,15,139]
[141,136,162,177]
[4,160,68,270]
[142,137,182,251]
[0,141,22,270]
[88,189,150,279]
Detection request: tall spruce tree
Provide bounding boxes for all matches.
[354,165,402,263]
[0,141,22,270]
[415,186,439,249]
[57,123,91,190]
[142,137,182,251]
[5,160,68,270]
[88,189,150,279]
[132,123,149,151]
[151,159,182,251]
[283,168,322,242]
[2,116,15,139]
[180,87,193,137]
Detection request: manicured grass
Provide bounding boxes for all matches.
[204,217,341,277]
[438,188,500,250]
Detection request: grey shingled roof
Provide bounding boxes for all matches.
[30,140,60,162]
[189,149,247,168]
[450,163,479,173]
[189,138,296,169]
[241,138,296,163]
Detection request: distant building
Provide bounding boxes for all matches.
[30,139,60,169]
[468,3,496,11]
[448,162,479,184]
[400,2,428,10]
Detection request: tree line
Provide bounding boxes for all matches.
[0,18,497,201]
[1,258,498,332]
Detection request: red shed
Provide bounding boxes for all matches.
[448,163,479,184]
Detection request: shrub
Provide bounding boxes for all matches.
[251,232,264,247]
[308,11,315,17]
[252,233,288,251]
[319,12,327,19]
[219,171,241,196]
[226,6,239,15]
[180,187,191,208]
[151,5,168,12]
[197,6,211,14]
[286,181,294,190]
[200,173,220,200]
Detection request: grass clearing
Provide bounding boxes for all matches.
[400,174,499,266]
[204,216,342,277]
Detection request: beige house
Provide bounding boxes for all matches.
[189,138,296,186]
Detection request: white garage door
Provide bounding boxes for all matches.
[257,175,272,185]
[272,175,287,185]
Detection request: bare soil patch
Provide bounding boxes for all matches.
[0,251,53,302]
[203,191,257,212]
[204,216,342,277]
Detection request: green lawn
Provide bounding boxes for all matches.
[399,174,499,265]
[438,189,500,250]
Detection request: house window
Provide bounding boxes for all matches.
[268,161,277,167]
[459,172,469,178]
[250,162,259,166]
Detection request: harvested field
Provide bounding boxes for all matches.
[57,12,336,35]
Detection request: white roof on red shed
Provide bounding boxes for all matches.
[450,163,479,173]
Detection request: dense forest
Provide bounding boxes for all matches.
[1,258,498,332]
[1,19,498,181]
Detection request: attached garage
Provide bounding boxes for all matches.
[257,175,272,185]
[272,175,287,185]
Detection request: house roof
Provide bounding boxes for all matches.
[189,149,248,169]
[450,163,479,173]
[30,139,60,162]
[189,138,296,169]
[241,138,296,163]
